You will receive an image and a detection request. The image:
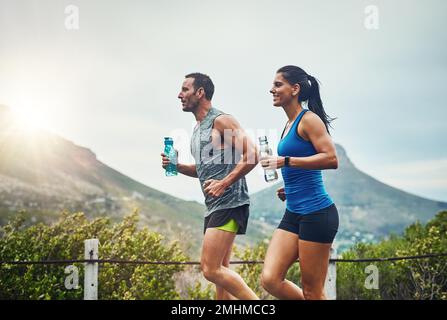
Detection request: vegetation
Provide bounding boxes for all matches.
[0,210,199,299]
[337,211,447,300]
[0,210,445,300]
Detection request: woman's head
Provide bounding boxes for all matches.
[270,65,334,133]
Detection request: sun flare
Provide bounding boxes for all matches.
[10,105,54,134]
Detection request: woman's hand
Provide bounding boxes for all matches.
[276,187,286,202]
[260,156,285,170]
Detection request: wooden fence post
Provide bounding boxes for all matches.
[84,239,99,300]
[324,247,337,300]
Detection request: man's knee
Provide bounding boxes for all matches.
[201,263,221,282]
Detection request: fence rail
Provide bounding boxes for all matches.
[0,253,447,265]
[1,239,446,300]
[2,253,447,266]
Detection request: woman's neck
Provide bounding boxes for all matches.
[283,100,303,122]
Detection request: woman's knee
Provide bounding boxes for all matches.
[302,284,325,300]
[261,270,280,292]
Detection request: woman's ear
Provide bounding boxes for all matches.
[292,83,300,97]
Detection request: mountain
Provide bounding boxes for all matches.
[0,105,207,253]
[2,104,446,254]
[0,105,268,255]
[250,144,447,251]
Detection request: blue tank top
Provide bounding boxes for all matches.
[277,109,333,215]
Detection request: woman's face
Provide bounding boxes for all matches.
[270,73,299,107]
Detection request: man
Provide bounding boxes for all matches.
[161,73,259,300]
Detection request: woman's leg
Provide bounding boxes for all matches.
[261,229,304,300]
[298,239,332,300]
[201,228,259,300]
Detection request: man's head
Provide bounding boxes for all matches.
[178,73,214,112]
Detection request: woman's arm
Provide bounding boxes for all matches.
[286,112,338,169]
[261,112,338,170]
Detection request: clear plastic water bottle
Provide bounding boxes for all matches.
[259,136,278,183]
[164,137,178,176]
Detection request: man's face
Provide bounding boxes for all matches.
[178,77,199,112]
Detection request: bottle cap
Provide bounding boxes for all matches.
[258,136,268,142]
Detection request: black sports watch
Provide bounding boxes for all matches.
[284,156,290,167]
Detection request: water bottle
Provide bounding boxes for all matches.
[259,136,278,183]
[164,137,178,176]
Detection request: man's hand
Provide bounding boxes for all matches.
[203,179,229,198]
[276,186,286,202]
[161,150,178,169]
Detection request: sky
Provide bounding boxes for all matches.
[0,0,446,203]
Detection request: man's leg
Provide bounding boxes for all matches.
[201,228,259,300]
[215,241,237,300]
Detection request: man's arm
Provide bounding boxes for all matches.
[177,163,198,178]
[203,115,259,197]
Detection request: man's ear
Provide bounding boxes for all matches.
[196,87,205,99]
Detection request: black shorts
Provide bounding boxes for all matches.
[204,204,249,235]
[278,204,339,243]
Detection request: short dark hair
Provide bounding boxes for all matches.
[185,73,214,100]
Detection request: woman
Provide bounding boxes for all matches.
[260,65,339,300]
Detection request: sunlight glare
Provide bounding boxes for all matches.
[10,104,53,134]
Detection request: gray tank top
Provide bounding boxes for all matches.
[191,107,250,217]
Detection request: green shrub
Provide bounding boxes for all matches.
[0,210,186,299]
[337,211,447,300]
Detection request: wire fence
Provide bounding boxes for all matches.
[1,253,446,266]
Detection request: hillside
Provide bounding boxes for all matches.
[2,104,446,253]
[249,144,447,251]
[0,105,206,253]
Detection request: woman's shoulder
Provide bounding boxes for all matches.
[301,110,324,126]
[298,110,327,139]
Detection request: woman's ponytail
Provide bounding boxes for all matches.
[306,75,335,134]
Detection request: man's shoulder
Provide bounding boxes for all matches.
[213,113,240,130]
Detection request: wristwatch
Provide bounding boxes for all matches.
[284,156,290,167]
